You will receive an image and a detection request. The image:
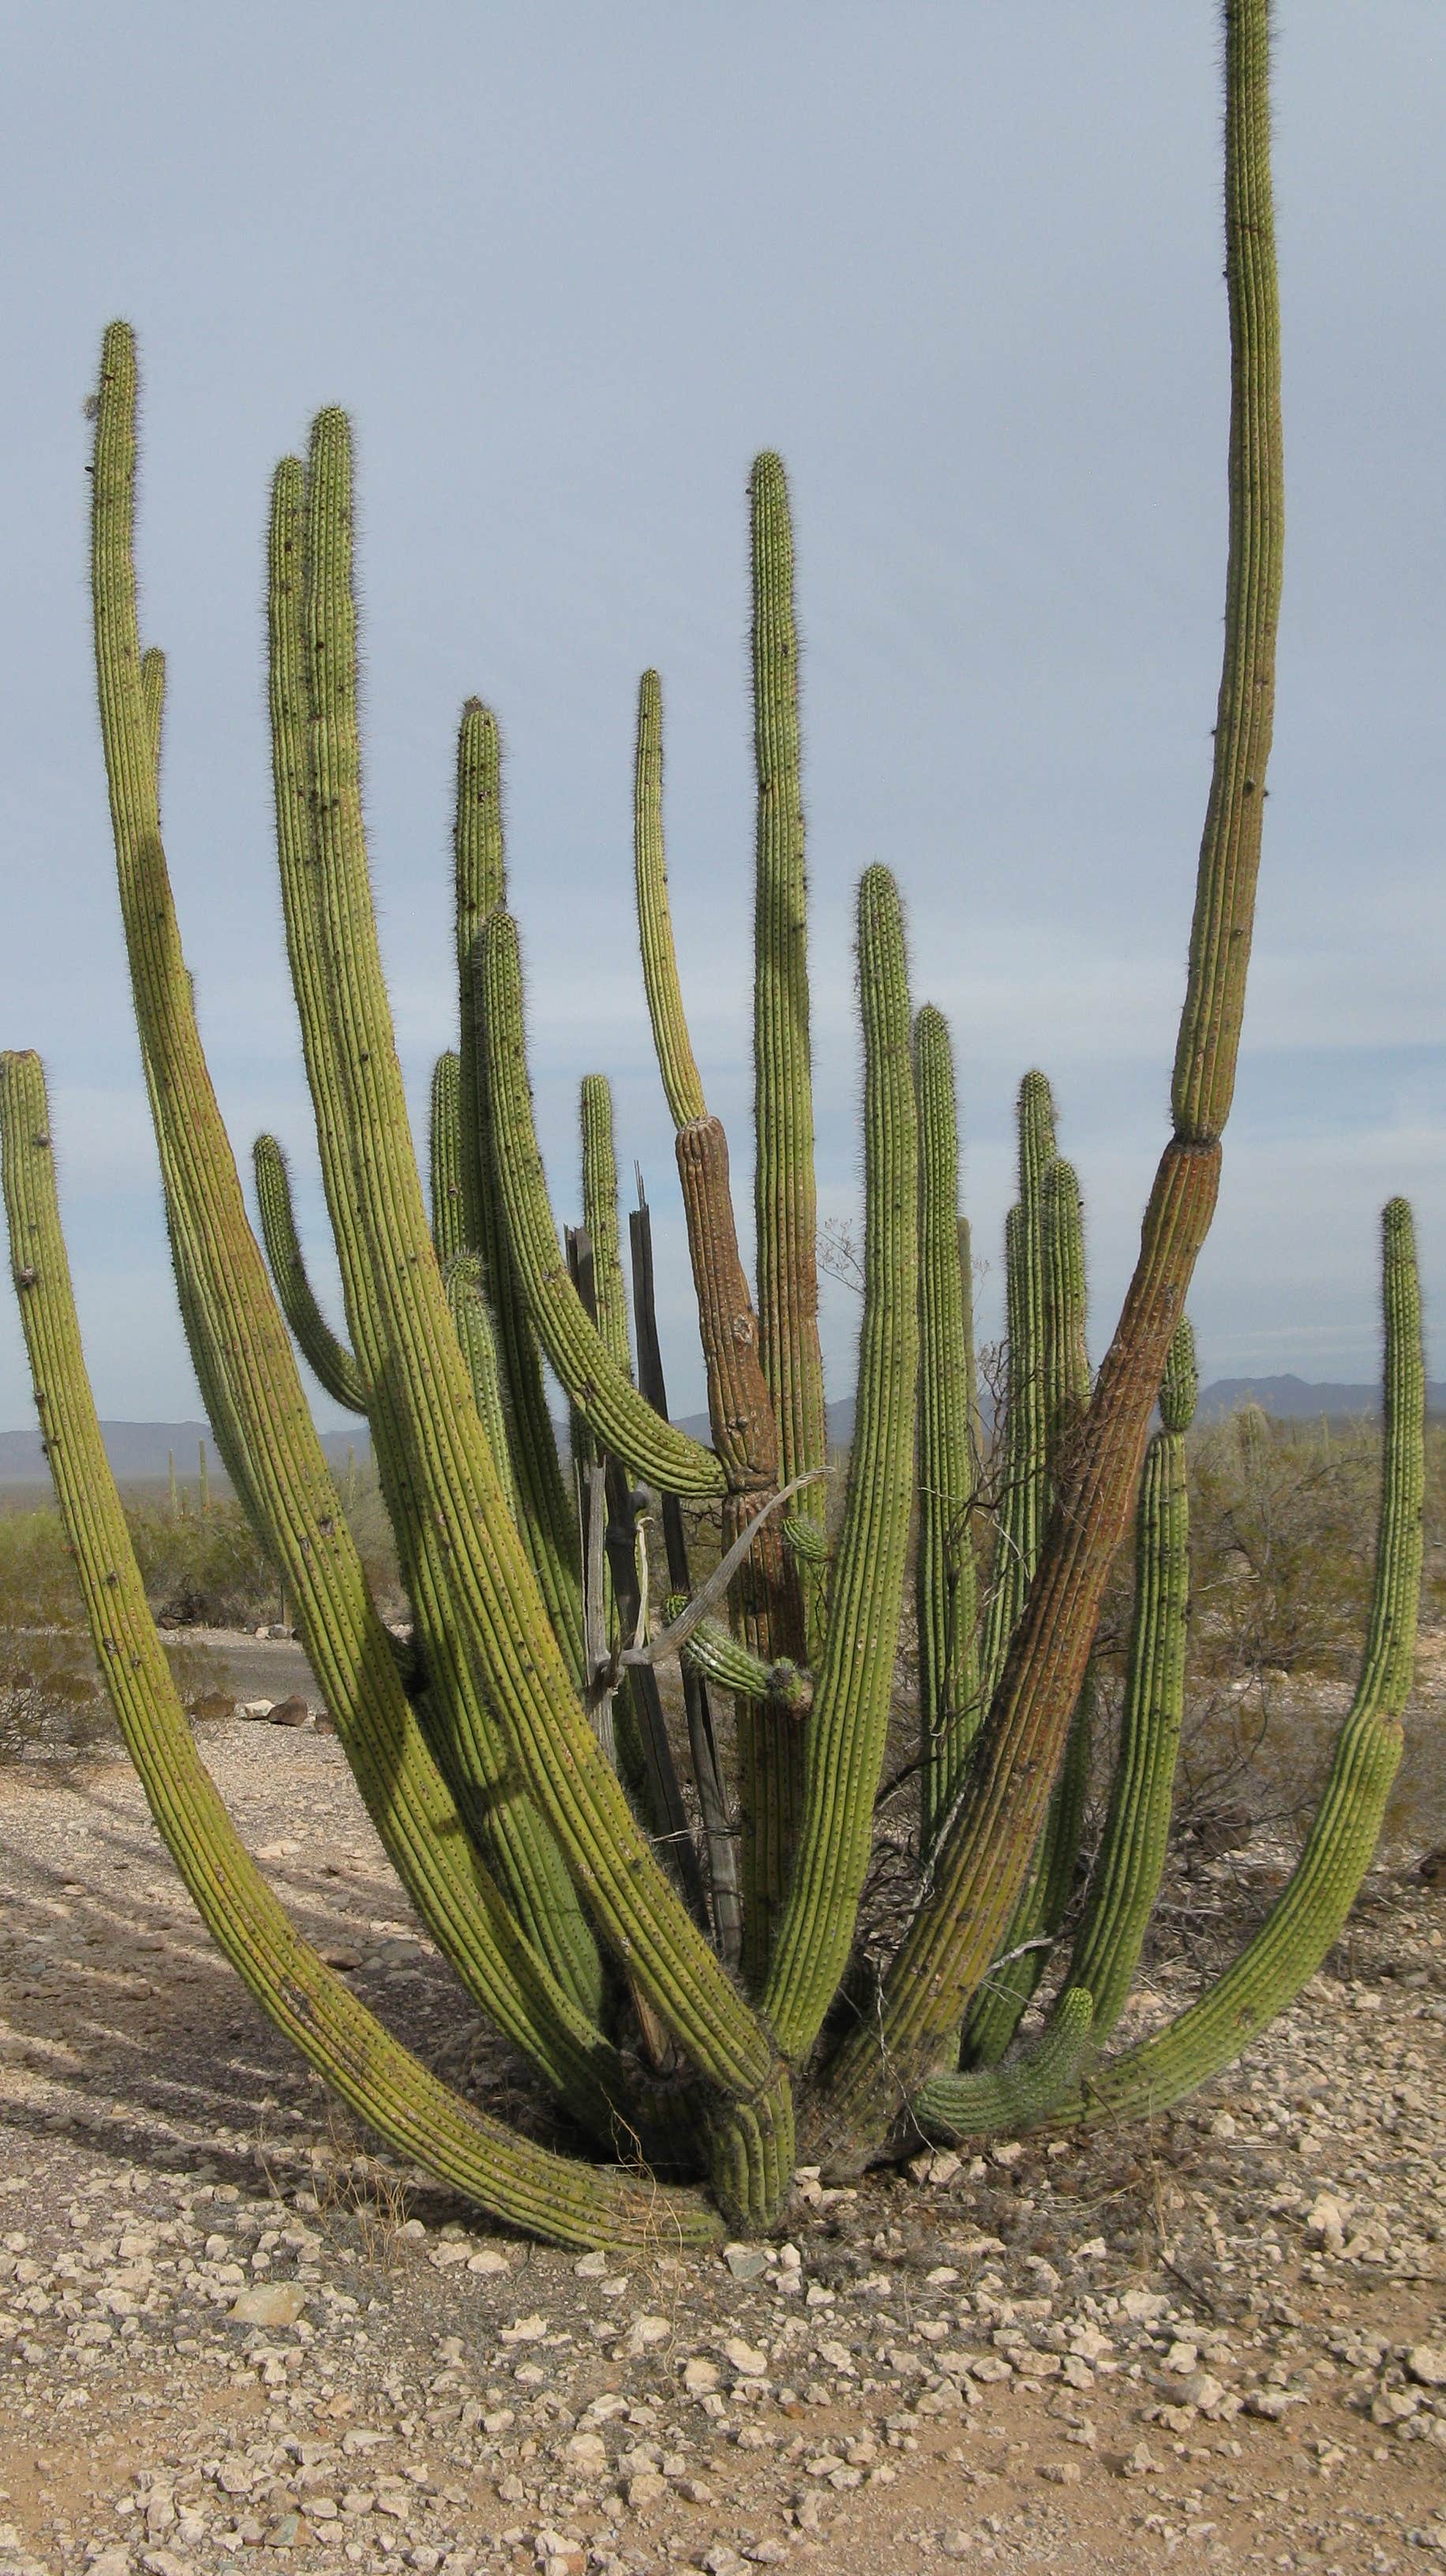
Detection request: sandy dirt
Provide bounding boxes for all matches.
[0,1696,1443,2576]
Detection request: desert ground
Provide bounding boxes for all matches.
[0,1638,1443,2576]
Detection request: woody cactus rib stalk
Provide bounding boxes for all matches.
[7,0,1422,2244]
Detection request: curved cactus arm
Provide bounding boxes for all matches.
[623,1468,824,1673]
[253,1134,368,1413]
[1049,1203,1422,2129]
[452,701,583,1676]
[914,1005,982,1844]
[446,1256,519,1522]
[1058,1319,1196,2049]
[815,0,1282,2157]
[751,452,828,1551]
[287,414,792,2207]
[0,1065,713,2249]
[266,442,603,2019]
[661,1597,812,1714]
[762,868,919,2062]
[911,1990,1096,2144]
[481,911,727,1500]
[85,339,631,2130]
[430,1050,466,1268]
[961,1151,1093,2068]
[634,670,707,1131]
[783,1513,830,1565]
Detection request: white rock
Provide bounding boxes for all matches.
[1306,2192,1348,2253]
[229,2282,305,2327]
[621,2312,670,2357]
[723,2334,768,2377]
[723,2242,769,2282]
[1407,2345,1446,2388]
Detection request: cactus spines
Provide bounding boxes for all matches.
[579,1074,631,1380]
[1058,1316,1196,2049]
[961,1144,1093,2069]
[253,1133,366,1413]
[663,1597,812,1715]
[16,0,1407,2242]
[751,452,827,1546]
[912,1988,1096,2144]
[1171,0,1283,1147]
[1050,1204,1423,2129]
[1159,1310,1199,1433]
[0,1054,712,2245]
[978,1076,1057,1708]
[915,1005,982,1844]
[482,911,727,1500]
[634,669,707,1131]
[762,867,919,2063]
[430,1050,466,1267]
[819,0,1280,2152]
[453,698,582,1664]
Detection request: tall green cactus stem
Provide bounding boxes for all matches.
[0,1054,714,2246]
[1171,0,1283,1147]
[482,914,727,1502]
[253,1134,366,1413]
[634,670,707,1130]
[446,1256,519,1524]
[453,699,583,1669]
[268,440,604,2020]
[912,1988,1096,2144]
[751,454,827,1563]
[961,1153,1093,2068]
[430,1050,466,1267]
[1058,1316,1196,2048]
[82,348,640,2132]
[290,410,792,2211]
[762,868,919,2063]
[1043,1159,1089,1463]
[1049,1202,1422,2128]
[977,1076,1056,1708]
[914,1005,981,1844]
[579,1076,631,1378]
[631,660,811,1970]
[140,644,165,780]
[816,0,1279,2154]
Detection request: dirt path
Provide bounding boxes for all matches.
[0,1717,1444,2576]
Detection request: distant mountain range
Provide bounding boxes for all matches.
[0,1375,1436,1490]
[1191,1373,1444,1424]
[0,1420,363,1491]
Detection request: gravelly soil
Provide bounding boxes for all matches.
[1,1701,1444,2576]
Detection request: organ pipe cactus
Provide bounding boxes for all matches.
[2,0,1425,2244]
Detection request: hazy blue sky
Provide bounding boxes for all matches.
[1,2,1440,1430]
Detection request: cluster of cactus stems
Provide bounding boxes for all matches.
[2,0,1427,2246]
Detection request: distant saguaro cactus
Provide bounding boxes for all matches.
[2,0,1425,2242]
